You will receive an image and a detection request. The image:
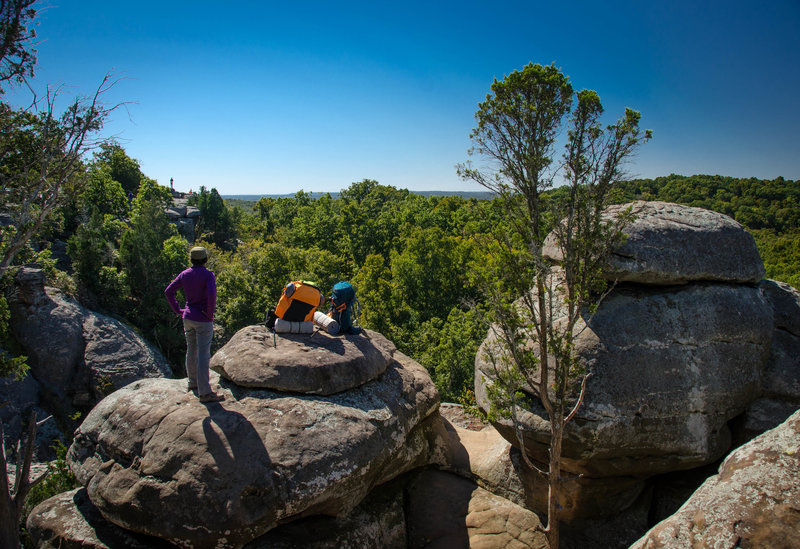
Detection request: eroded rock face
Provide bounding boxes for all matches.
[9,268,84,393]
[476,282,772,477]
[7,267,173,410]
[67,350,443,548]
[211,326,394,395]
[543,201,765,284]
[631,410,800,548]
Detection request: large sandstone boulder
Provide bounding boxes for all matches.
[80,311,173,402]
[631,410,800,548]
[475,201,784,531]
[476,281,772,477]
[7,267,173,410]
[66,347,445,548]
[211,326,394,395]
[543,201,765,284]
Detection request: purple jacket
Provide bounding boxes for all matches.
[164,266,217,322]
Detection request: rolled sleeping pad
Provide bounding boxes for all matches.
[274,318,314,334]
[313,311,340,334]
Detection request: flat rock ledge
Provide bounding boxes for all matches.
[211,326,395,395]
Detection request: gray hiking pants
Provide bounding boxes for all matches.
[183,318,213,396]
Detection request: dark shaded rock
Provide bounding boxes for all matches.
[631,410,800,548]
[0,374,40,450]
[647,461,722,526]
[759,279,800,402]
[735,279,800,445]
[405,470,547,549]
[244,480,406,548]
[211,326,394,395]
[558,486,653,549]
[760,278,800,336]
[544,201,765,284]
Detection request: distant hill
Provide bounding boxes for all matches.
[222,190,495,202]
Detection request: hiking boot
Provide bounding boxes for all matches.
[187,381,198,392]
[199,392,225,403]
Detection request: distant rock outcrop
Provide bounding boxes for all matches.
[630,410,800,548]
[165,198,201,242]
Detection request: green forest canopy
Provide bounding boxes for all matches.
[4,148,798,405]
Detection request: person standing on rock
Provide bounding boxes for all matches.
[165,246,224,403]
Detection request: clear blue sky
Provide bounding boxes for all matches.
[10,0,800,195]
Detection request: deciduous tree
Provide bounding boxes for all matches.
[0,0,36,92]
[458,62,650,549]
[0,75,119,275]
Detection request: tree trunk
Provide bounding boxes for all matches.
[0,411,41,548]
[546,420,564,549]
[0,501,20,549]
[0,419,21,548]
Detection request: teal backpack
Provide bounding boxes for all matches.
[329,281,360,334]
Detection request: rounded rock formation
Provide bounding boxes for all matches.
[210,326,394,395]
[476,281,773,477]
[66,341,443,548]
[543,201,766,284]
